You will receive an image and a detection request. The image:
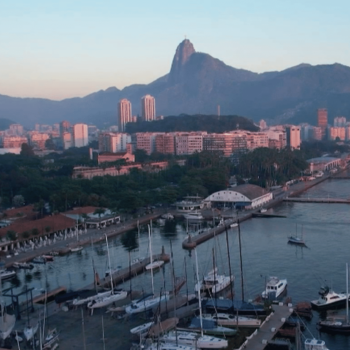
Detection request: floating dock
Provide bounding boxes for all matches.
[284,197,350,204]
[32,286,67,304]
[235,303,293,350]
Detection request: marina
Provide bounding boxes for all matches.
[0,175,350,348]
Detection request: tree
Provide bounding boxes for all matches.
[45,226,51,233]
[32,228,39,236]
[93,207,106,219]
[20,143,35,157]
[22,231,30,239]
[12,195,25,207]
[6,230,17,241]
[45,138,56,150]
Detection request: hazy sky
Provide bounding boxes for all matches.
[1,0,349,100]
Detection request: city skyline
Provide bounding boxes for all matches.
[1,0,350,100]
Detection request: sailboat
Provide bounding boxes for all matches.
[23,321,39,341]
[288,224,306,245]
[174,248,229,347]
[317,263,350,333]
[87,234,128,311]
[0,265,16,341]
[145,221,164,270]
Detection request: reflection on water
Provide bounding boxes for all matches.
[2,179,350,348]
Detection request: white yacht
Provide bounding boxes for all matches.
[262,276,287,299]
[145,260,164,271]
[160,330,228,349]
[304,338,329,350]
[311,285,349,309]
[195,268,233,294]
[87,289,128,309]
[201,313,261,328]
[0,269,16,280]
[183,211,204,221]
[130,321,154,335]
[125,293,170,315]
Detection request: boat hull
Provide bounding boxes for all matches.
[318,321,350,334]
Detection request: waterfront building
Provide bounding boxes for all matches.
[118,98,132,132]
[73,123,88,148]
[141,95,156,121]
[317,108,328,140]
[202,184,273,210]
[307,157,341,173]
[285,125,301,150]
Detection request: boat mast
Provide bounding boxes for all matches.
[347,262,349,324]
[237,219,244,301]
[105,234,114,292]
[224,224,234,303]
[148,224,155,295]
[194,248,204,337]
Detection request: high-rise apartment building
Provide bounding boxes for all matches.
[285,125,301,150]
[118,99,132,132]
[60,121,71,136]
[317,108,328,139]
[334,116,347,127]
[329,127,346,141]
[73,123,88,148]
[141,95,156,121]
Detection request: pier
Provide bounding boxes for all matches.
[235,304,293,350]
[284,197,350,204]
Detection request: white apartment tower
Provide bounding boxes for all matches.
[73,123,88,148]
[141,95,156,121]
[118,99,132,132]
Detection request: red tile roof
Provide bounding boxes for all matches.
[64,206,100,215]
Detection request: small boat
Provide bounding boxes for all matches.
[293,301,313,319]
[230,223,238,228]
[161,213,174,220]
[161,330,228,349]
[311,285,349,309]
[0,269,16,280]
[186,317,237,337]
[43,328,59,350]
[23,321,39,341]
[70,246,83,253]
[317,263,350,333]
[146,343,195,350]
[260,208,267,213]
[201,313,261,328]
[262,276,288,300]
[13,262,34,270]
[130,321,154,335]
[145,260,164,271]
[87,289,128,309]
[42,255,54,261]
[125,293,170,315]
[32,256,46,264]
[304,338,329,350]
[194,268,233,295]
[183,211,204,221]
[288,235,305,245]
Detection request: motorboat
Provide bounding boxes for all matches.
[183,211,204,221]
[32,256,47,264]
[12,262,34,270]
[262,276,287,299]
[230,223,238,228]
[311,285,349,309]
[201,313,261,328]
[194,268,233,294]
[125,293,170,315]
[145,260,164,271]
[0,269,16,280]
[42,254,54,261]
[70,246,83,253]
[304,338,329,350]
[87,289,128,309]
[161,330,228,349]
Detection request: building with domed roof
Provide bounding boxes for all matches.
[202,184,272,210]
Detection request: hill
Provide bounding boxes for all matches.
[1,40,350,127]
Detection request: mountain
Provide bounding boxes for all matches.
[1,39,350,127]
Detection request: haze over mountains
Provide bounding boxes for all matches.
[1,39,350,128]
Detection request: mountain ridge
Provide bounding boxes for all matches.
[1,39,350,127]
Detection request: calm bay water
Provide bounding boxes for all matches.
[4,178,350,349]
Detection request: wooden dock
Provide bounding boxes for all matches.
[284,197,350,204]
[235,303,293,350]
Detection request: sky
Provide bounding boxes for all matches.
[1,0,350,100]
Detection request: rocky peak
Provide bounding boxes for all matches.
[169,39,196,83]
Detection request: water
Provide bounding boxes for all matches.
[4,179,350,349]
